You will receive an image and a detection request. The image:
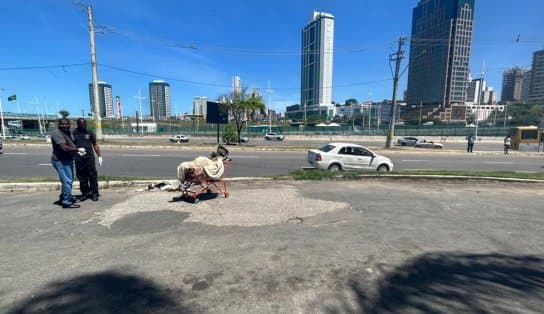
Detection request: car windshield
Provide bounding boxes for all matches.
[319,144,336,152]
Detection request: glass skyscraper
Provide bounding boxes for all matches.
[88,81,113,118]
[301,11,334,109]
[406,0,475,120]
[149,80,171,120]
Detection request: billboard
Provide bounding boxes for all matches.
[206,101,228,124]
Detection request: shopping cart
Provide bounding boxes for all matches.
[180,146,231,203]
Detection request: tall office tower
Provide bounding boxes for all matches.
[301,11,334,108]
[149,80,171,120]
[501,67,528,102]
[466,78,484,104]
[521,69,532,102]
[527,49,544,104]
[193,96,208,117]
[88,81,113,118]
[406,0,475,118]
[232,76,242,95]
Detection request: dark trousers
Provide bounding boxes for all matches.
[75,157,98,196]
[467,143,474,153]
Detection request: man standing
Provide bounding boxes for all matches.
[50,118,84,208]
[467,134,475,153]
[73,118,103,201]
[504,135,512,155]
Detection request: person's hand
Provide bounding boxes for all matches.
[77,147,87,157]
[98,156,103,166]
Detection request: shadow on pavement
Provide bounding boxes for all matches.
[347,252,544,313]
[7,270,191,314]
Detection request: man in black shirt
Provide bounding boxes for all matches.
[50,118,83,208]
[72,118,102,201]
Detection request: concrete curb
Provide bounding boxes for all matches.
[1,175,542,192]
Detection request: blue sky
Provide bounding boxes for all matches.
[1,0,543,117]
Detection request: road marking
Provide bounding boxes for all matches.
[38,163,51,166]
[230,155,260,159]
[4,153,29,155]
[515,171,537,174]
[484,161,513,164]
[401,160,430,162]
[120,154,161,157]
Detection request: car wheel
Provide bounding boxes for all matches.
[328,164,341,171]
[377,164,389,172]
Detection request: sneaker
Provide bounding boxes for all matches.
[91,195,99,202]
[62,203,81,209]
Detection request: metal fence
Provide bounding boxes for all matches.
[9,124,512,138]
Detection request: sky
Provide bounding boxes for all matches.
[1,0,543,117]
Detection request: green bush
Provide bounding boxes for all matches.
[223,124,237,143]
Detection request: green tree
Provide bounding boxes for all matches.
[222,124,237,144]
[220,88,266,143]
[344,98,358,106]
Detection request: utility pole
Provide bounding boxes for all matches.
[474,61,486,140]
[87,4,103,141]
[133,89,145,136]
[266,80,273,133]
[0,88,5,139]
[385,37,406,148]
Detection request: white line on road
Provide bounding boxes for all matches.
[38,163,51,166]
[401,160,430,162]
[230,155,260,159]
[119,154,161,157]
[4,153,29,155]
[484,161,513,164]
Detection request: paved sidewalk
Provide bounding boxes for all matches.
[1,179,544,313]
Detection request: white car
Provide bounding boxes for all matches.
[415,139,443,149]
[264,133,285,141]
[169,134,189,143]
[307,143,394,171]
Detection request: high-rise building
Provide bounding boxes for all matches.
[232,76,241,95]
[501,67,528,102]
[406,0,475,120]
[193,96,207,117]
[301,11,334,110]
[528,49,544,104]
[88,81,113,118]
[522,69,532,102]
[149,80,171,120]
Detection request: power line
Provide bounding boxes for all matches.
[0,63,90,71]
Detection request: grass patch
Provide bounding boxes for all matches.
[288,169,544,181]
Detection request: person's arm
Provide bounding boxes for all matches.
[59,143,78,153]
[93,143,101,157]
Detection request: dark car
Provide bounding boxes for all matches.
[397,136,418,146]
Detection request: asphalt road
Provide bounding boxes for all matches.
[2,180,544,313]
[1,145,543,179]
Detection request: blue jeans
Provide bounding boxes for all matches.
[52,159,75,206]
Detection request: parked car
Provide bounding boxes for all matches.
[169,134,189,143]
[307,143,394,171]
[239,136,249,143]
[264,133,285,141]
[397,136,419,146]
[415,139,443,149]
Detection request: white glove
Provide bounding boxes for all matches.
[77,147,87,157]
[98,156,103,166]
